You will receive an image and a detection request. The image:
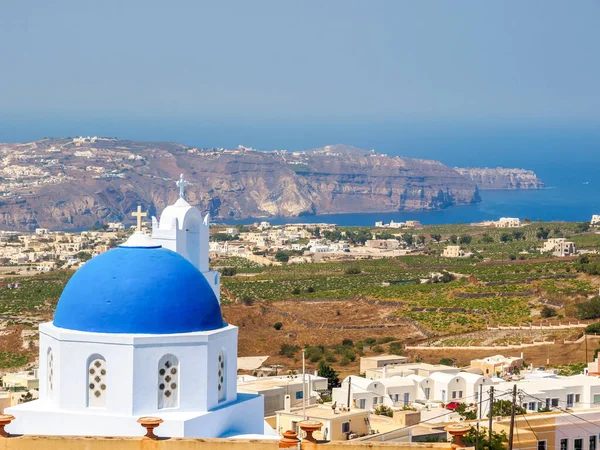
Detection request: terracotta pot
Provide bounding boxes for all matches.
[0,414,15,438]
[137,416,163,440]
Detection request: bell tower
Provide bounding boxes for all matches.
[151,174,220,301]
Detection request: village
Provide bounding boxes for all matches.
[2,212,600,445]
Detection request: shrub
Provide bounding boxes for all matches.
[345,267,361,275]
[374,405,394,417]
[279,344,300,358]
[586,322,600,334]
[273,322,283,330]
[364,337,377,346]
[440,358,454,366]
[577,296,600,320]
[342,339,354,346]
[275,251,290,263]
[292,287,301,295]
[340,357,350,366]
[241,295,254,306]
[220,267,237,276]
[306,286,315,293]
[389,342,404,355]
[540,306,557,318]
[372,345,384,353]
[325,354,337,363]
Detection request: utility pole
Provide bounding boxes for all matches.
[585,331,589,364]
[508,384,517,450]
[476,383,483,450]
[347,376,352,410]
[302,349,306,420]
[488,386,494,448]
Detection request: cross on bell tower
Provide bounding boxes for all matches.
[131,205,147,232]
[176,174,189,200]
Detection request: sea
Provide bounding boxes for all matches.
[2,118,599,227]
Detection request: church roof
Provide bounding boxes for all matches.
[53,244,223,334]
[158,198,206,230]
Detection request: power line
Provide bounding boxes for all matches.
[519,390,600,431]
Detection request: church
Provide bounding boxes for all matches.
[5,175,276,439]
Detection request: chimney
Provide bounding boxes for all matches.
[284,395,291,412]
[383,364,388,378]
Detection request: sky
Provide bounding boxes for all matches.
[0,1,599,150]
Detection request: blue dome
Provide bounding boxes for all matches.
[53,246,224,334]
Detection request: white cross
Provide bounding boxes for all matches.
[131,205,147,232]
[176,174,189,200]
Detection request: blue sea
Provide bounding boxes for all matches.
[1,118,599,226]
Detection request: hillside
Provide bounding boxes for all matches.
[456,167,546,190]
[0,139,539,231]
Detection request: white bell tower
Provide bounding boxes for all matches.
[151,174,220,301]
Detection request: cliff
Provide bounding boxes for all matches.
[0,139,485,231]
[455,167,545,190]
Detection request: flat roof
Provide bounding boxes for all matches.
[278,405,369,420]
[363,355,409,361]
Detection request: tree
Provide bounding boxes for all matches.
[512,231,525,240]
[459,235,472,244]
[500,233,513,243]
[481,234,494,243]
[220,267,237,276]
[536,227,550,240]
[577,296,600,320]
[317,361,340,389]
[75,251,92,262]
[275,251,290,263]
[417,235,426,245]
[490,399,525,417]
[273,322,283,330]
[541,305,557,318]
[455,403,477,420]
[430,233,442,242]
[450,235,458,244]
[463,427,508,450]
[401,233,413,246]
[576,222,590,233]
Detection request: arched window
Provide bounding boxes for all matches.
[218,350,226,402]
[158,354,179,409]
[47,348,54,399]
[87,355,107,408]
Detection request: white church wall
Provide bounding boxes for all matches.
[205,327,238,411]
[131,341,209,414]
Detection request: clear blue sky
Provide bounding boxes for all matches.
[0,1,599,143]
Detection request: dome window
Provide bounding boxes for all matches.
[87,355,106,408]
[158,354,179,409]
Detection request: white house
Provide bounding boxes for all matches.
[495,218,521,228]
[6,175,276,439]
[591,215,600,226]
[442,245,465,258]
[332,376,417,410]
[423,372,466,403]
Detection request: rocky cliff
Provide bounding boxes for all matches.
[0,139,487,231]
[455,167,545,190]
